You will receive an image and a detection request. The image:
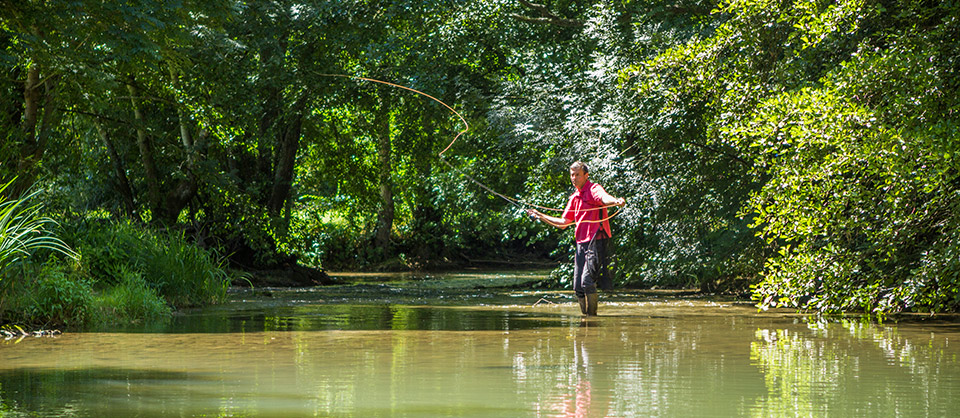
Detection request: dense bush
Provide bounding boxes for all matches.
[1,259,173,328]
[633,0,960,313]
[63,217,230,308]
[1,215,231,328]
[4,262,93,327]
[91,265,172,325]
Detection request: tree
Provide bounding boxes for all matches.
[633,0,960,313]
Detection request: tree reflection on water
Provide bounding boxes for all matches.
[750,319,960,417]
[1,299,958,417]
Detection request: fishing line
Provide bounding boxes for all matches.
[317,73,623,224]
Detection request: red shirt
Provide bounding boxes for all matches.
[562,181,612,243]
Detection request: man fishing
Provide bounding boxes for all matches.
[527,161,626,316]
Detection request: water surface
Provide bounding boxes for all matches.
[2,271,959,417]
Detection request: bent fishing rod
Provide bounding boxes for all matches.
[316,73,624,223]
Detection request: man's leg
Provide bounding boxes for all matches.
[574,243,587,315]
[586,293,599,316]
[596,238,613,291]
[582,239,603,316]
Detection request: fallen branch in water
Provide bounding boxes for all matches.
[2,325,62,342]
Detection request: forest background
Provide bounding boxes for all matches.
[1,0,958,327]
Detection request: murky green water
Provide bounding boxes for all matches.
[2,271,959,417]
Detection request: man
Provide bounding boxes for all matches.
[527,161,626,316]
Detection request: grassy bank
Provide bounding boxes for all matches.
[1,216,231,329]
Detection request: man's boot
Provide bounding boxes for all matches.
[586,293,599,316]
[577,296,587,315]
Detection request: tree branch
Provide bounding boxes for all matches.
[684,140,752,168]
[510,0,585,28]
[58,108,131,126]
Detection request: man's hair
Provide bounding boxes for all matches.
[570,161,589,174]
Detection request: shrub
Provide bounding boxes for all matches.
[6,262,92,327]
[0,179,78,280]
[63,217,231,309]
[90,265,171,325]
[139,231,230,307]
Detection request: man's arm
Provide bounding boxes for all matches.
[601,194,626,207]
[526,209,572,229]
[594,185,626,207]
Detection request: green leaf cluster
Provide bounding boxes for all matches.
[2,0,958,315]
[633,0,960,313]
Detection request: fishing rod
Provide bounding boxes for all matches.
[317,73,623,223]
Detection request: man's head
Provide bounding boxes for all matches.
[569,161,589,190]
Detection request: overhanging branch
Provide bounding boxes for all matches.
[510,0,585,28]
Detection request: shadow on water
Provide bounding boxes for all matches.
[172,304,573,333]
[104,270,583,333]
[0,368,206,410]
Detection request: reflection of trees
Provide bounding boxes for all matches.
[511,317,767,417]
[750,328,844,417]
[750,320,960,417]
[257,305,536,332]
[3,311,955,416]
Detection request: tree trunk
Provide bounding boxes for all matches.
[11,60,58,197]
[374,93,394,250]
[36,74,60,161]
[21,61,40,147]
[159,68,201,223]
[412,156,441,261]
[127,81,162,215]
[162,127,208,223]
[410,114,446,262]
[94,120,137,217]
[163,172,199,222]
[267,112,302,217]
[172,67,194,154]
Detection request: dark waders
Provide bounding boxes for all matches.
[574,231,611,316]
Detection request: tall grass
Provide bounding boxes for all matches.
[0,179,81,326]
[139,230,230,307]
[69,218,230,308]
[1,179,229,327]
[0,179,78,278]
[91,265,172,325]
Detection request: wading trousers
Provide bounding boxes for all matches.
[574,235,611,298]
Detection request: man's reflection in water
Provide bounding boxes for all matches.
[553,321,611,418]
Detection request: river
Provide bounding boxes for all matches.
[1,270,959,417]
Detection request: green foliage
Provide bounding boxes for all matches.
[64,218,230,308]
[91,266,172,325]
[294,217,384,270]
[635,0,960,312]
[3,262,93,327]
[2,257,173,328]
[0,179,78,278]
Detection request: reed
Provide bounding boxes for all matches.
[0,179,78,278]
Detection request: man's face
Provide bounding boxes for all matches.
[570,167,588,190]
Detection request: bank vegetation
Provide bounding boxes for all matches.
[2,0,957,327]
